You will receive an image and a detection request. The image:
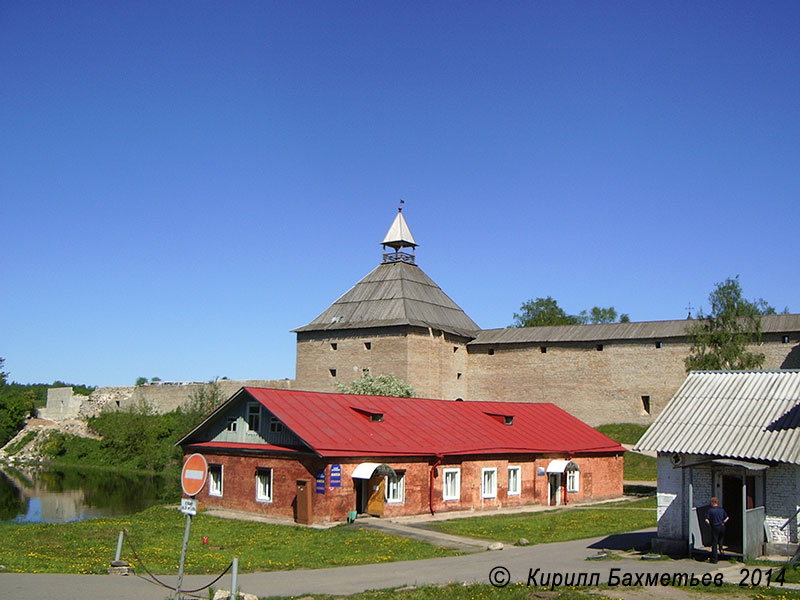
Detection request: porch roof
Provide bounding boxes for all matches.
[636,370,800,465]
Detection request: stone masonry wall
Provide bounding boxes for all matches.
[295,327,411,393]
[79,379,292,417]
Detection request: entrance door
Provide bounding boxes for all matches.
[722,475,743,553]
[549,474,561,506]
[366,475,385,517]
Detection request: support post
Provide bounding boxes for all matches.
[230,557,239,600]
[175,512,193,599]
[115,530,124,563]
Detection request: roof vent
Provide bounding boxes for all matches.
[484,412,514,425]
[350,406,385,422]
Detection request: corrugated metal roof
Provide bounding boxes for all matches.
[635,370,800,464]
[293,261,480,337]
[180,388,625,458]
[471,314,800,345]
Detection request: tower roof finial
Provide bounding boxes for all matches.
[381,203,417,264]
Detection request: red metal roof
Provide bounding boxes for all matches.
[230,388,624,458]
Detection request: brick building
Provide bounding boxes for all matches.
[636,370,800,558]
[294,209,800,426]
[178,387,624,524]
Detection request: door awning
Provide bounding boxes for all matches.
[546,459,579,474]
[352,462,396,479]
[710,458,770,471]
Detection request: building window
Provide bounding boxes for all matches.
[256,468,272,502]
[488,348,495,355]
[641,395,651,415]
[540,346,547,354]
[247,403,261,433]
[329,368,337,377]
[655,341,663,349]
[208,464,223,497]
[385,472,405,503]
[596,344,604,351]
[783,336,790,344]
[504,415,514,425]
[330,343,337,350]
[443,468,460,501]
[482,467,497,499]
[567,469,580,493]
[457,372,462,380]
[226,417,237,432]
[508,466,521,496]
[453,346,459,353]
[364,342,372,350]
[270,416,283,433]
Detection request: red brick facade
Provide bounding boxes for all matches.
[188,450,623,524]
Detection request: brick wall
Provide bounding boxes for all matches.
[187,450,623,523]
[294,329,798,427]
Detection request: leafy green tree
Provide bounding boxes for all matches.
[336,373,415,398]
[684,276,774,372]
[0,357,7,386]
[0,388,35,447]
[135,377,148,386]
[512,297,583,327]
[513,299,630,327]
[186,378,226,419]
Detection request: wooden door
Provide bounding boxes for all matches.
[366,475,385,517]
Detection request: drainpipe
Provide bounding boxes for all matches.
[429,455,443,515]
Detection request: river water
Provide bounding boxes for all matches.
[0,465,174,523]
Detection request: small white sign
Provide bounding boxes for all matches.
[180,498,198,516]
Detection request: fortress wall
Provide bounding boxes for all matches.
[464,336,799,427]
[405,329,470,400]
[295,327,411,393]
[83,380,293,416]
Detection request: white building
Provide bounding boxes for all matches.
[636,370,800,559]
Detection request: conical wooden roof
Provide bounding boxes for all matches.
[293,261,480,337]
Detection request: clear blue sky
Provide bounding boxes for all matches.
[2,2,798,387]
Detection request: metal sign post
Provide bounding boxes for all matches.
[175,454,208,599]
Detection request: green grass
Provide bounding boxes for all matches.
[262,583,800,600]
[0,505,457,574]
[427,497,656,545]
[263,583,619,600]
[4,430,36,455]
[596,423,649,445]
[624,451,657,481]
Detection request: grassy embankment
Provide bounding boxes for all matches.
[0,504,457,574]
[596,423,657,481]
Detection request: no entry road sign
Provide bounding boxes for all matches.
[181,453,208,497]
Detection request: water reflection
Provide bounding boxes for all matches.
[0,465,175,523]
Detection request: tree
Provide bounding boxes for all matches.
[335,373,415,398]
[512,297,582,327]
[513,298,630,327]
[135,377,148,386]
[0,357,7,386]
[186,378,226,418]
[684,276,773,372]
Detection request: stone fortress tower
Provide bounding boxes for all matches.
[294,209,800,426]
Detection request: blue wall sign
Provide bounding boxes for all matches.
[315,469,326,494]
[330,464,342,488]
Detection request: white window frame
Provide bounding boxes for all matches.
[567,469,580,493]
[508,466,521,496]
[247,403,261,434]
[442,468,460,501]
[256,468,273,502]
[482,467,497,499]
[385,472,405,503]
[208,464,223,497]
[226,417,237,432]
